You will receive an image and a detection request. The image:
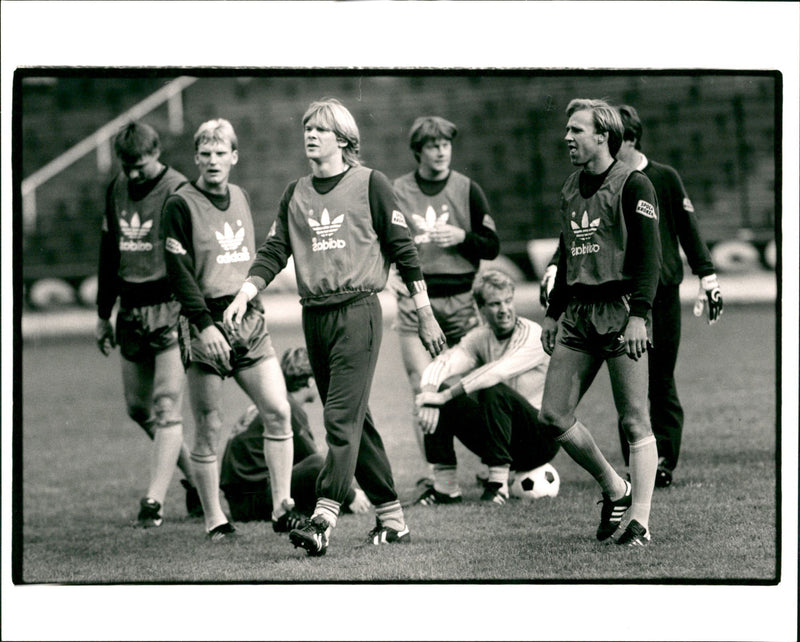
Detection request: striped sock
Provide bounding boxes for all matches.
[146,422,182,506]
[432,464,461,496]
[626,435,658,530]
[375,500,405,532]
[191,453,228,531]
[313,498,341,529]
[555,420,627,499]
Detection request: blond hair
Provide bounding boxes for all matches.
[302,98,361,167]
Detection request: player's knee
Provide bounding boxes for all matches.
[152,393,181,427]
[259,399,292,439]
[537,405,562,429]
[194,409,223,451]
[619,413,652,442]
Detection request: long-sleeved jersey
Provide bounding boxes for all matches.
[420,316,549,409]
[96,165,187,319]
[393,170,500,297]
[547,161,661,320]
[162,181,255,331]
[640,156,715,285]
[248,167,427,307]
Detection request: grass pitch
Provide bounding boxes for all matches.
[17,303,777,584]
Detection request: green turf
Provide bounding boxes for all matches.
[17,303,777,583]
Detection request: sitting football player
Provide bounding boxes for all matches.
[414,269,561,505]
[220,347,370,526]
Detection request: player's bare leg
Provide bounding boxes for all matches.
[539,343,626,498]
[145,346,185,509]
[608,352,657,537]
[121,355,195,493]
[187,366,230,533]
[234,358,294,520]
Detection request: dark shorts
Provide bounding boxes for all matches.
[180,298,276,377]
[394,289,478,345]
[116,301,181,363]
[559,296,652,359]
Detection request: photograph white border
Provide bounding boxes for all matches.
[2,2,797,640]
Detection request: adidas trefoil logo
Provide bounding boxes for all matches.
[119,211,154,252]
[216,221,246,251]
[570,210,601,257]
[411,205,449,244]
[215,220,250,264]
[309,208,347,252]
[308,208,345,238]
[570,211,600,241]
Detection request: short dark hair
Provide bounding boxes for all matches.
[280,347,314,393]
[617,104,644,150]
[409,116,458,161]
[113,122,160,163]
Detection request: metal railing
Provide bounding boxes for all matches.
[21,75,198,232]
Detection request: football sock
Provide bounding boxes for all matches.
[375,500,406,532]
[146,422,183,505]
[626,435,657,530]
[177,445,194,485]
[313,498,340,529]
[432,464,461,496]
[191,453,228,531]
[487,464,511,494]
[555,420,627,499]
[263,434,294,517]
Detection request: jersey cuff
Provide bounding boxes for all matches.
[412,290,431,310]
[240,280,259,301]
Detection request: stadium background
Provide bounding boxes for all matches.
[17,71,777,306]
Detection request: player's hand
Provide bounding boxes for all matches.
[693,273,723,325]
[621,316,649,361]
[417,305,447,357]
[539,265,557,307]
[415,390,448,408]
[415,403,441,435]
[199,325,231,371]
[95,318,116,356]
[223,291,250,330]
[347,487,372,514]
[541,316,559,355]
[429,223,466,248]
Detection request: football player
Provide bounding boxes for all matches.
[414,269,560,505]
[539,104,724,488]
[391,116,500,483]
[163,118,298,541]
[95,122,200,527]
[224,98,446,556]
[538,98,661,547]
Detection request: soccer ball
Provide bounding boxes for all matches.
[510,463,560,499]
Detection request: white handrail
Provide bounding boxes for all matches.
[21,75,198,229]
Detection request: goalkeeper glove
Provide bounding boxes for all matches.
[693,273,723,324]
[539,264,557,307]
